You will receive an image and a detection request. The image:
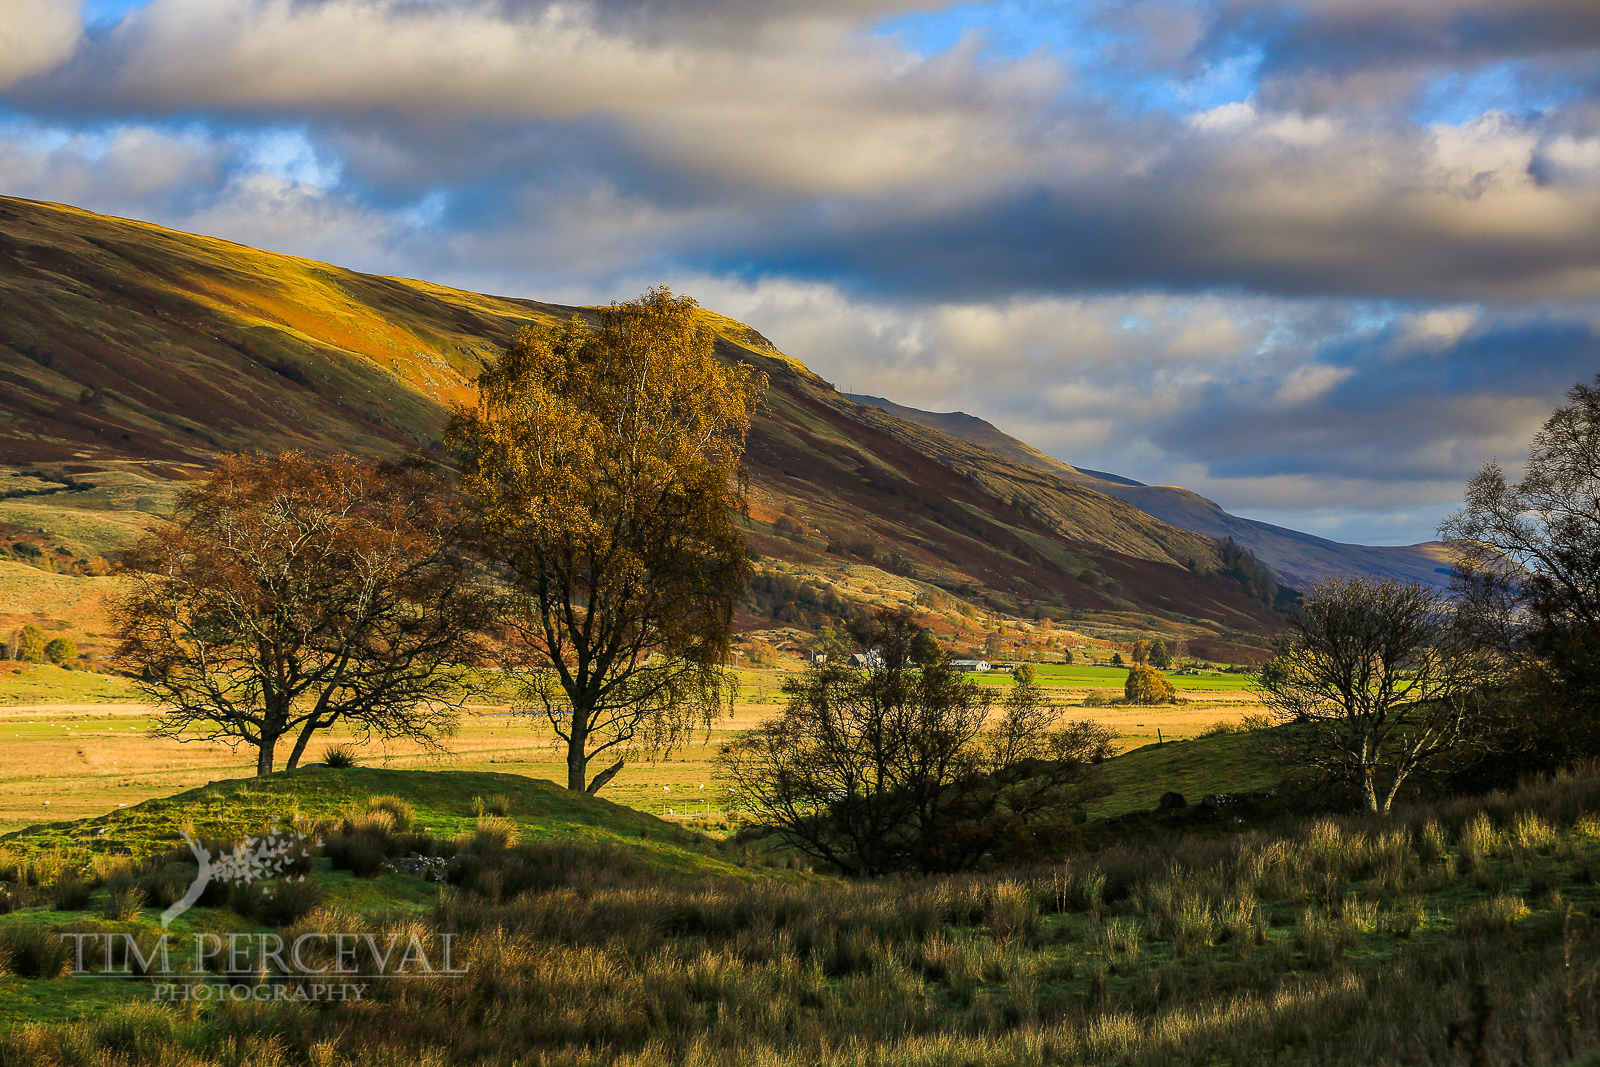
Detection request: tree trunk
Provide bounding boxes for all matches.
[567,712,588,792]
[284,719,321,770]
[586,759,625,795]
[1360,762,1380,814]
[256,734,278,777]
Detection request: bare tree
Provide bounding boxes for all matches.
[1255,576,1497,813]
[111,452,492,775]
[719,610,1115,875]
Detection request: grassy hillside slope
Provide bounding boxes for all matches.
[0,195,1283,655]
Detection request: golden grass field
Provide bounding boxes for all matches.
[0,665,1267,836]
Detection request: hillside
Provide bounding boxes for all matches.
[847,393,1461,591]
[0,195,1283,657]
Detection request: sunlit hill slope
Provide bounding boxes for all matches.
[0,195,1285,657]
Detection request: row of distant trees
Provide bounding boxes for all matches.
[111,289,766,791]
[5,625,77,665]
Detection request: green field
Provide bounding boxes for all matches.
[1090,731,1278,817]
[0,665,138,706]
[965,662,1259,691]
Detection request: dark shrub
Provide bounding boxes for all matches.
[325,833,387,878]
[228,880,266,919]
[138,864,192,909]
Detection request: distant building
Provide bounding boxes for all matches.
[951,659,991,672]
[848,650,884,670]
[803,650,827,664]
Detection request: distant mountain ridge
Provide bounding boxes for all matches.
[844,394,1459,591]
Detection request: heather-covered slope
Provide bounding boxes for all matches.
[0,195,1280,646]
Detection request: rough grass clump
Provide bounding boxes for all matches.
[322,744,358,769]
[0,923,72,979]
[52,876,92,911]
[461,815,519,853]
[325,832,388,878]
[257,877,327,926]
[102,885,146,921]
[1455,893,1530,938]
[366,795,417,831]
[473,794,511,818]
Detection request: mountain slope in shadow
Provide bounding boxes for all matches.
[845,394,1460,592]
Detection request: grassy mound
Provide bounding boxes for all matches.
[1090,729,1278,819]
[0,767,753,878]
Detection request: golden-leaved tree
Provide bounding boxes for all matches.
[449,288,766,794]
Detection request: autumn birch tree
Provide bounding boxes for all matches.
[449,287,766,794]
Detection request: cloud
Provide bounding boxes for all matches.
[653,274,1598,541]
[17,0,1058,200]
[4,0,1600,545]
[0,0,80,88]
[1198,0,1600,111]
[730,106,1600,302]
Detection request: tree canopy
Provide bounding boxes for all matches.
[111,452,490,775]
[1254,576,1497,813]
[449,287,766,794]
[1441,371,1600,769]
[719,610,1115,875]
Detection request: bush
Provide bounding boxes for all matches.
[43,637,76,664]
[13,625,46,663]
[1124,666,1178,705]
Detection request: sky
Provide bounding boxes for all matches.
[3,0,1600,546]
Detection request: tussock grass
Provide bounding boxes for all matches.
[10,768,1600,1062]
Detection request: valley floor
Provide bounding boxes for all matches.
[0,667,1269,835]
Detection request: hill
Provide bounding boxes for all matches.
[847,393,1462,591]
[0,195,1285,659]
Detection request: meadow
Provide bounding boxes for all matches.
[2,760,1600,1064]
[0,664,1270,835]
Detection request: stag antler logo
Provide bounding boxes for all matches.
[161,825,318,928]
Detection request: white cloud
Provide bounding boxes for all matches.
[0,0,79,88]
